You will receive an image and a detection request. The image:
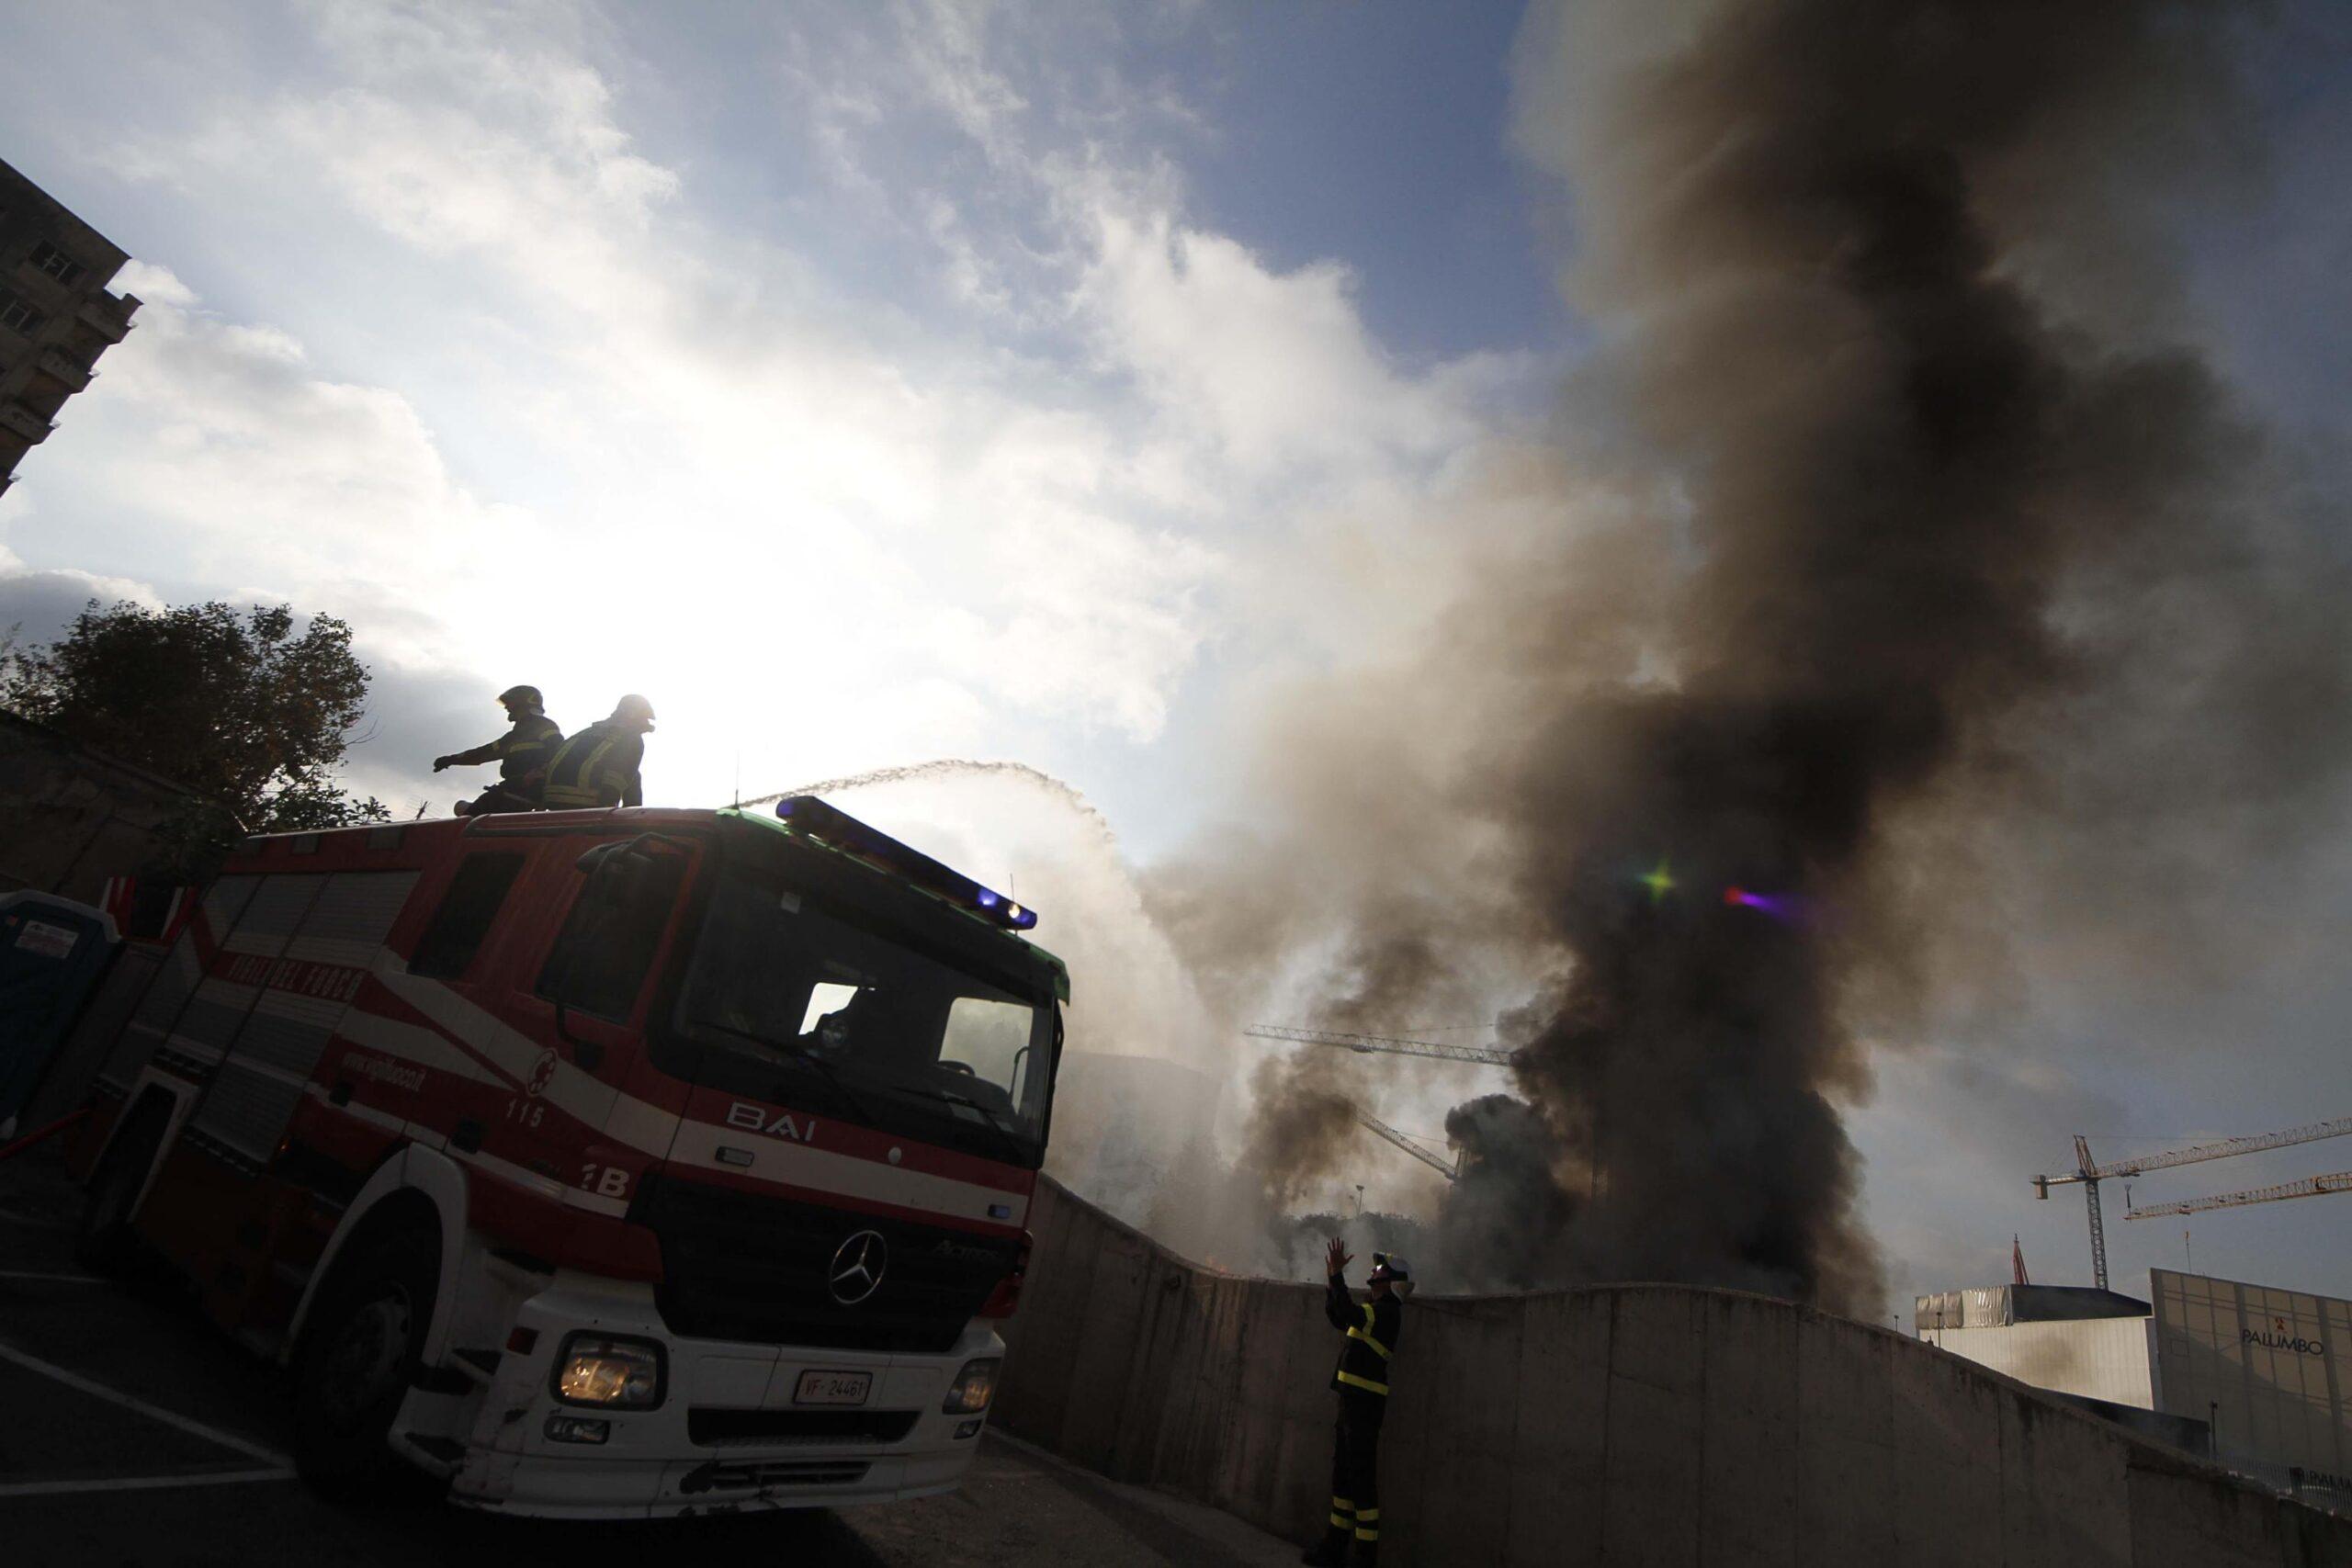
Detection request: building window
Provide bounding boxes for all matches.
[28,242,85,286]
[0,294,41,336]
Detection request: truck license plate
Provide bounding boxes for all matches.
[795,1370,872,1406]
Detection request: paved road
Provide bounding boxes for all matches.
[0,1148,1295,1568]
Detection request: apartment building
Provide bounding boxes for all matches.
[0,156,140,496]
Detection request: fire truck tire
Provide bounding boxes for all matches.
[291,1224,442,1496]
[74,1100,167,1275]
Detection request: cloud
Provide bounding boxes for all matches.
[6,2,1544,972]
[334,656,516,816]
[0,245,527,824]
[0,254,511,664]
[59,0,1538,795]
[0,548,163,648]
[113,259,195,310]
[1079,210,1519,476]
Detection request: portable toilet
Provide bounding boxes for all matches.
[0,891,119,1129]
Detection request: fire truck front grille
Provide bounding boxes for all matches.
[689,1459,871,1492]
[687,1408,920,1448]
[630,1174,1020,1353]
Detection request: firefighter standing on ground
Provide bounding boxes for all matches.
[538,694,655,809]
[1306,1237,1406,1566]
[434,685,562,816]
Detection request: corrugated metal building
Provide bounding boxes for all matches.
[1916,1281,2151,1331]
[1922,1315,2159,1408]
[1919,1269,2352,1511]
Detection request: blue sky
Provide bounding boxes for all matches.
[3,0,2350,1311]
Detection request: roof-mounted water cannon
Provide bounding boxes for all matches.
[770,794,1038,931]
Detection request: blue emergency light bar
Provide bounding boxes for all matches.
[774,795,1038,931]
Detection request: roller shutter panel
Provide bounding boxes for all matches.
[96,875,262,1091]
[184,871,418,1166]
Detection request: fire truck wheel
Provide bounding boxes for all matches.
[74,1102,167,1275]
[292,1225,441,1495]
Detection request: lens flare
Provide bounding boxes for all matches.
[1723,886,1798,920]
[1637,860,1677,903]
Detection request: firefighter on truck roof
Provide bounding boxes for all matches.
[433,684,562,817]
[538,693,655,809]
[1306,1238,1408,1566]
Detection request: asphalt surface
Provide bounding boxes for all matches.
[0,1146,1295,1568]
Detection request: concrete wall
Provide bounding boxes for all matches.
[0,711,204,903]
[998,1177,2352,1567]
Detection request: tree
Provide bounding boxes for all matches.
[2,600,390,842]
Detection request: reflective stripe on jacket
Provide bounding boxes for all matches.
[540,720,644,809]
[1326,1274,1401,1398]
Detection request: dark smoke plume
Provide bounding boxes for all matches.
[1160,0,2350,1309]
[1440,1095,1577,1292]
[1249,1077,1361,1212]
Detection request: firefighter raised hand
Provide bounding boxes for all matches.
[1325,1235,1351,1279]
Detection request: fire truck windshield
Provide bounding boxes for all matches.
[663,862,1056,1168]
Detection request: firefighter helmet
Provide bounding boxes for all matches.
[611,693,657,732]
[497,684,545,712]
[1369,1253,1410,1282]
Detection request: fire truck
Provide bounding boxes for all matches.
[66,795,1065,1517]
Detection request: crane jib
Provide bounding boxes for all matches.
[2032,1115,2352,1288]
[1242,1023,1516,1066]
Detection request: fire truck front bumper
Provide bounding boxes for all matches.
[432,1278,1004,1519]
[450,1446,980,1519]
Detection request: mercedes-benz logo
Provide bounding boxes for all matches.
[828,1230,888,1304]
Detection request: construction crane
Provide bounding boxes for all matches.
[2127,1169,2352,1222]
[2032,1115,2352,1290]
[1350,1104,1460,1182]
[1245,1023,1515,1067]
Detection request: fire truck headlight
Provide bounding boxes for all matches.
[553,1335,665,1409]
[942,1357,1000,1415]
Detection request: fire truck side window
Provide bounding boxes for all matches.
[409,853,526,980]
[534,851,690,1021]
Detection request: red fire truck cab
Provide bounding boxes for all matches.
[68,796,1067,1518]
